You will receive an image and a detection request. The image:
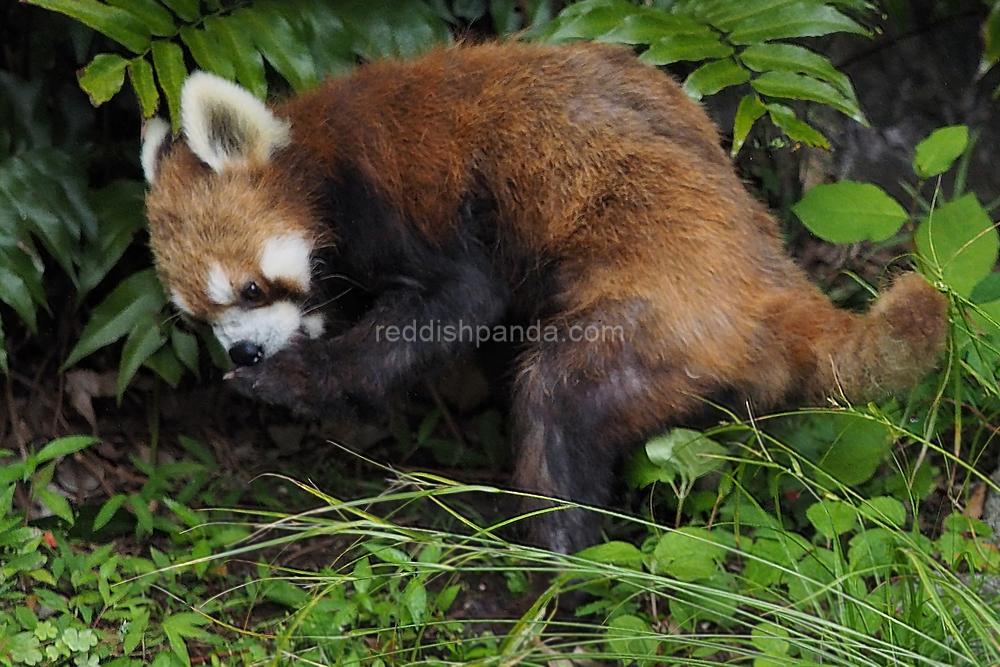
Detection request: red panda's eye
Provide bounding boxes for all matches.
[240,281,264,305]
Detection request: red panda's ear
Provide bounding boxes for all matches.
[180,71,291,174]
[141,117,171,184]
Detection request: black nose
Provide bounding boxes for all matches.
[229,341,264,367]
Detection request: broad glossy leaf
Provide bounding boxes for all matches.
[25,0,151,53]
[160,0,201,23]
[143,345,184,388]
[732,93,766,155]
[170,326,200,376]
[752,71,864,123]
[982,3,1000,75]
[78,180,146,297]
[128,56,158,118]
[601,10,711,44]
[203,15,267,98]
[79,54,128,106]
[640,34,732,66]
[728,3,866,44]
[741,43,856,101]
[0,265,39,333]
[916,193,999,298]
[335,0,449,60]
[237,5,317,91]
[970,272,1000,305]
[548,4,634,42]
[912,125,969,179]
[652,527,726,581]
[36,436,98,463]
[180,26,235,80]
[682,58,750,99]
[117,314,167,398]
[765,103,829,148]
[812,413,894,486]
[858,496,907,528]
[62,268,167,371]
[106,0,176,36]
[151,40,186,130]
[793,181,907,244]
[806,499,858,539]
[606,614,658,664]
[574,541,645,568]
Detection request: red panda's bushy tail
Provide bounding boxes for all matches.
[771,273,949,405]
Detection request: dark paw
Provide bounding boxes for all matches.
[226,347,326,417]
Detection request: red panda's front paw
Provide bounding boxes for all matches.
[225,348,328,418]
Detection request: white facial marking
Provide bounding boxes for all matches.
[301,313,326,339]
[170,289,194,316]
[212,301,303,358]
[206,262,235,305]
[260,234,312,291]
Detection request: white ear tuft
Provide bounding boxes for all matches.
[141,117,172,183]
[180,71,291,173]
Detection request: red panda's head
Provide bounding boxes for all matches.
[142,72,324,367]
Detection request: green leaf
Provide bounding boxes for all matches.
[35,488,74,524]
[574,540,645,569]
[36,436,98,463]
[606,614,658,664]
[751,621,791,658]
[79,180,146,296]
[179,25,236,80]
[402,579,428,625]
[728,3,866,44]
[602,10,712,45]
[170,327,200,376]
[236,5,318,91]
[970,272,1000,305]
[162,612,210,665]
[364,542,411,566]
[160,0,201,23]
[62,268,167,371]
[652,527,725,581]
[751,71,863,123]
[815,414,895,486]
[128,56,159,118]
[78,54,128,106]
[916,193,999,297]
[117,314,168,399]
[547,4,633,42]
[765,103,829,147]
[741,43,856,101]
[792,181,907,244]
[683,58,750,99]
[806,499,858,539]
[143,345,184,387]
[25,0,152,53]
[912,125,969,179]
[151,40,187,131]
[858,496,907,528]
[644,428,726,484]
[981,3,1000,75]
[203,15,267,98]
[106,0,177,36]
[0,264,39,333]
[732,94,767,155]
[640,34,732,66]
[93,494,128,531]
[847,528,898,572]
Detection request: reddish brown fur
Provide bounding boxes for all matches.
[145,41,948,553]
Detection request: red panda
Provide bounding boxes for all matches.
[141,41,947,554]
